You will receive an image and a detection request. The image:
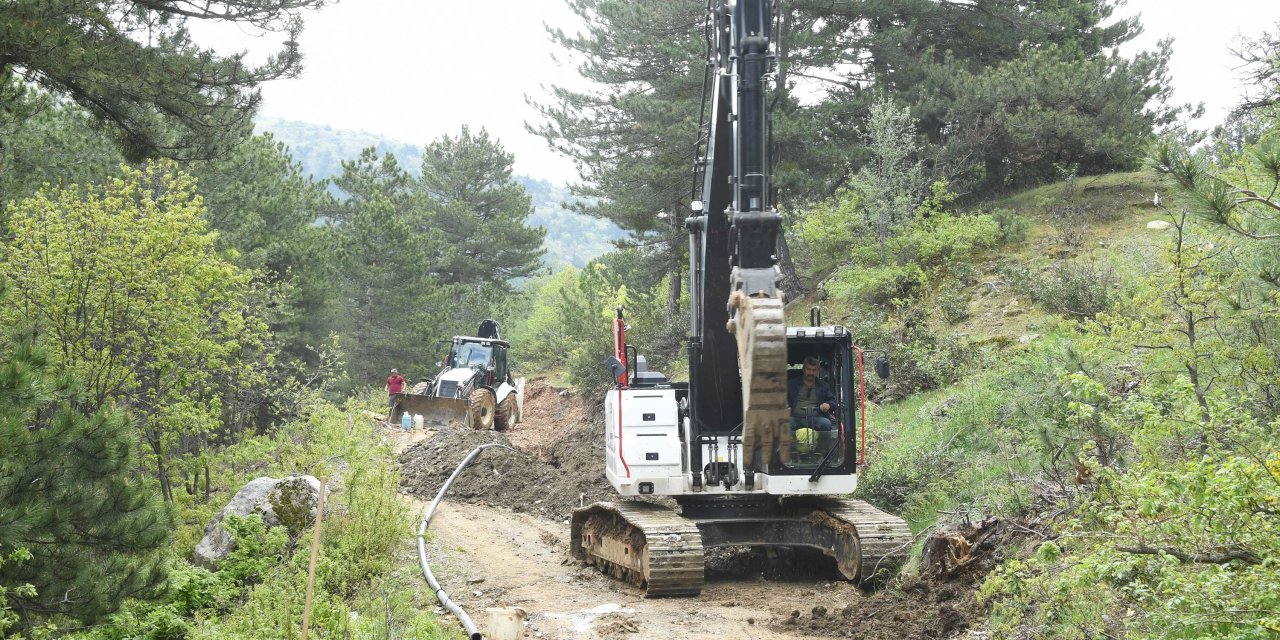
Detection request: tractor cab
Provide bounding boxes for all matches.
[443,337,511,388]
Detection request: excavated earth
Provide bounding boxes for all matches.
[399,381,615,522]
[394,379,1026,639]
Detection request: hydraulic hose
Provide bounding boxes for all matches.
[416,443,511,640]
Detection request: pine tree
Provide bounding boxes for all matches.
[189,133,338,364]
[0,0,327,161]
[530,1,712,314]
[329,149,454,385]
[416,126,545,287]
[0,281,171,628]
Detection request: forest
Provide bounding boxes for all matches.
[2,0,1279,638]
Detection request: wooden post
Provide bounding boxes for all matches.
[300,477,327,640]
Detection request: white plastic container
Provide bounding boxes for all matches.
[485,607,526,640]
[412,414,424,430]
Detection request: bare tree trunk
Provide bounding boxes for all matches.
[150,439,173,503]
[667,265,682,321]
[777,232,804,302]
[668,204,683,322]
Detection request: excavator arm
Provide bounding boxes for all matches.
[687,0,789,477]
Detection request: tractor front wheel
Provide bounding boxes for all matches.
[468,388,496,431]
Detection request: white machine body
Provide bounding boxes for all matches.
[604,387,858,497]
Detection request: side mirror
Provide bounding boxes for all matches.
[875,356,890,380]
[604,355,626,380]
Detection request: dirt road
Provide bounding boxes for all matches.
[389,380,993,640]
[415,499,878,639]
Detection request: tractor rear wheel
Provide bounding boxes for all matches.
[495,396,517,431]
[467,388,496,430]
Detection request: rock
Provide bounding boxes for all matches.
[1018,333,1041,345]
[1147,220,1173,230]
[931,397,959,418]
[267,476,324,533]
[193,475,324,569]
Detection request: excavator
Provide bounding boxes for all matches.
[570,0,913,596]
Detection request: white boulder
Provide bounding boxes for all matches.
[193,475,324,568]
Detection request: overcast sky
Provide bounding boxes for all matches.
[194,1,1280,184]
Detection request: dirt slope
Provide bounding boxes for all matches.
[398,381,612,522]
[391,379,1008,639]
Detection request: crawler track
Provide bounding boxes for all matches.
[571,501,705,597]
[571,498,912,597]
[822,498,914,580]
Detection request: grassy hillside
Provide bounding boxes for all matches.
[790,172,1163,523]
[798,169,1280,638]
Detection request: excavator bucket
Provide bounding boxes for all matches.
[396,393,468,429]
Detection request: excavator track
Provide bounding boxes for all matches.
[571,501,704,597]
[572,498,912,596]
[819,498,914,581]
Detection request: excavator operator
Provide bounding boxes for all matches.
[788,356,836,432]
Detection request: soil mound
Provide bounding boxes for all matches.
[398,379,614,521]
[772,519,1029,639]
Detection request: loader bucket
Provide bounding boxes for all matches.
[395,393,469,429]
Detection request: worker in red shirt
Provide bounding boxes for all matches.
[386,368,406,414]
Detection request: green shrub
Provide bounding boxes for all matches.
[1051,203,1092,248]
[938,288,971,324]
[979,382,1280,639]
[903,211,1001,272]
[892,330,973,395]
[1005,260,1119,319]
[990,208,1030,244]
[218,515,289,588]
[795,187,864,272]
[0,549,34,636]
[839,304,976,400]
[822,210,1001,308]
[827,262,927,305]
[510,268,579,368]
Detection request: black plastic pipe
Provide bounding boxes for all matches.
[416,443,510,640]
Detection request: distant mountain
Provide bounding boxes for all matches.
[255,117,625,270]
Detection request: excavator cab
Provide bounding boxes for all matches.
[782,326,861,474]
